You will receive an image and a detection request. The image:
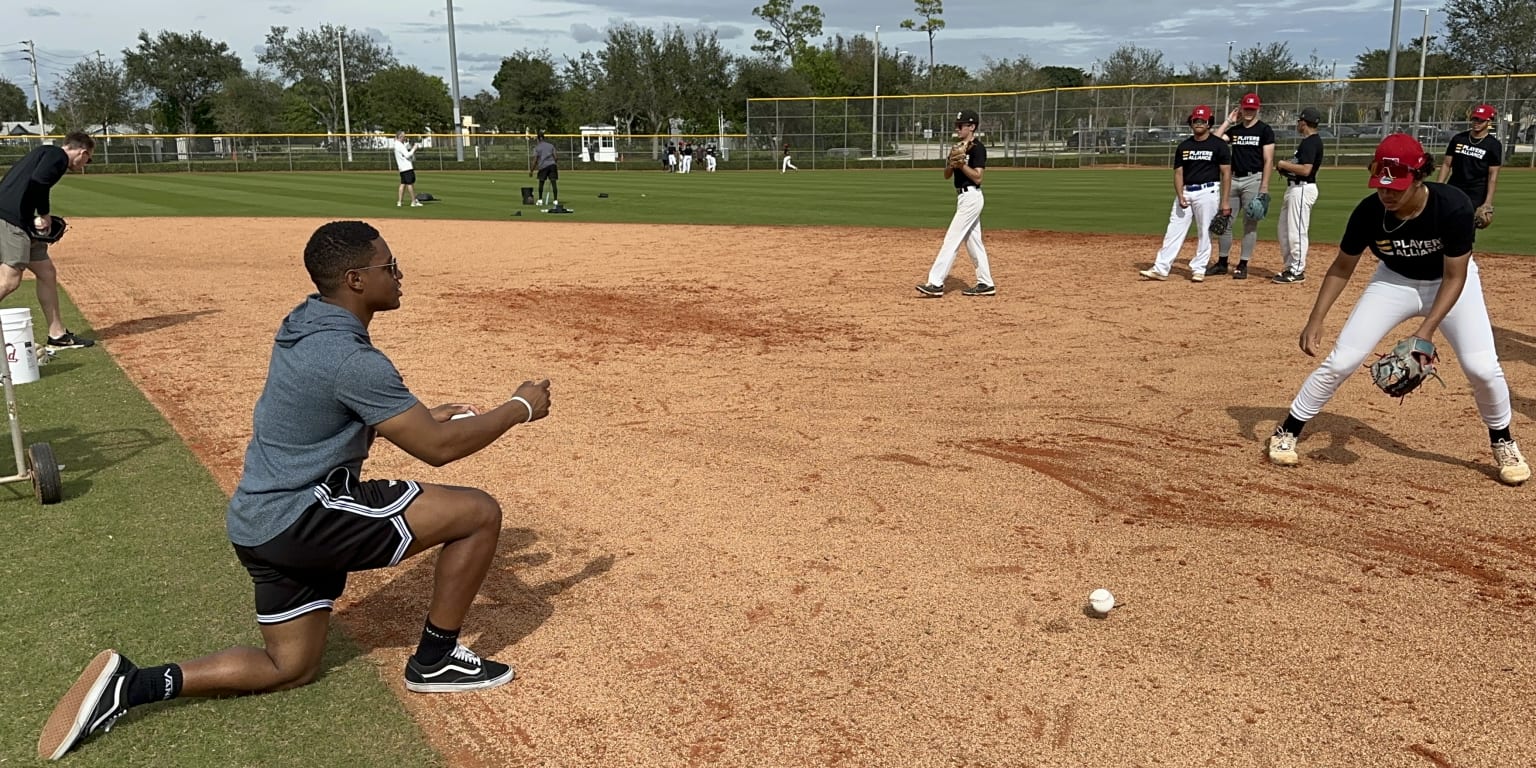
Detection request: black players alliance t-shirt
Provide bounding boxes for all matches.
[1285,134,1323,184]
[1172,136,1230,186]
[1443,132,1502,205]
[953,140,987,190]
[1339,182,1474,281]
[1224,121,1275,175]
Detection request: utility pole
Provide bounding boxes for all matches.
[337,27,353,162]
[1384,0,1403,132]
[1411,9,1430,128]
[446,0,464,162]
[23,40,45,142]
[872,25,880,160]
[1224,41,1236,118]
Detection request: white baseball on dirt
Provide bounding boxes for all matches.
[1089,588,1115,614]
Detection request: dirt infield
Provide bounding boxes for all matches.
[55,218,1536,766]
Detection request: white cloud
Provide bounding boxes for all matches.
[25,7,60,16]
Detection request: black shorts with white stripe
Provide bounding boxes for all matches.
[233,467,422,624]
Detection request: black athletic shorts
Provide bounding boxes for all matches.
[233,467,422,624]
[399,169,416,185]
[538,166,558,181]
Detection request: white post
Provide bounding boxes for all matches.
[872,25,880,161]
[446,0,465,162]
[25,41,45,142]
[1412,9,1429,127]
[337,27,353,162]
[1384,0,1404,131]
[1224,41,1235,118]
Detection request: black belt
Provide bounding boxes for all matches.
[1287,179,1313,187]
[1184,182,1218,192]
[1235,171,1261,178]
[957,186,981,194]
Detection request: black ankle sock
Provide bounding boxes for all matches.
[1490,427,1513,444]
[1278,414,1308,438]
[126,664,182,707]
[415,619,460,665]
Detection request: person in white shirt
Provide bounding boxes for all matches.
[393,132,421,208]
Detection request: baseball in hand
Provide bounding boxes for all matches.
[1088,588,1115,615]
[450,409,477,420]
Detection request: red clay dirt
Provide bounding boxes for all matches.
[52,218,1536,767]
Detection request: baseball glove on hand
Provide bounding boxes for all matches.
[1368,337,1444,399]
[947,140,971,168]
[1244,192,1270,221]
[1208,211,1233,236]
[1474,204,1494,229]
[28,215,67,244]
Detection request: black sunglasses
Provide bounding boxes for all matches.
[352,259,401,278]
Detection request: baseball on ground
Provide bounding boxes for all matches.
[1088,588,1115,615]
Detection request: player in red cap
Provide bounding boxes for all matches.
[1436,104,1501,220]
[1210,93,1275,279]
[1138,105,1231,282]
[1266,133,1529,485]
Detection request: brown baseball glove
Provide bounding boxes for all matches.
[947,139,972,168]
[1474,203,1494,229]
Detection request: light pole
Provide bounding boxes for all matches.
[872,25,880,160]
[1411,9,1430,128]
[1224,41,1236,118]
[337,27,353,162]
[445,0,465,161]
[1384,0,1404,131]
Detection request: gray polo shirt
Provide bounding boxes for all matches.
[533,140,557,170]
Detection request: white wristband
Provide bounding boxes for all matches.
[511,396,534,424]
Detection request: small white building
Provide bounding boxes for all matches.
[579,124,618,162]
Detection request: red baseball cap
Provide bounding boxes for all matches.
[1240,93,1261,109]
[1189,105,1213,123]
[1368,134,1427,191]
[1471,104,1496,121]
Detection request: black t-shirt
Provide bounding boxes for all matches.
[0,145,69,229]
[1340,183,1474,281]
[1172,135,1230,186]
[1285,134,1323,184]
[953,140,987,190]
[1224,121,1275,176]
[1443,131,1502,205]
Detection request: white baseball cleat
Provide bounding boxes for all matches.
[1138,268,1168,281]
[1493,440,1530,486]
[1267,431,1299,466]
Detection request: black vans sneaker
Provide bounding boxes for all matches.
[915,283,944,297]
[46,331,95,350]
[960,283,996,296]
[404,644,515,693]
[38,650,134,761]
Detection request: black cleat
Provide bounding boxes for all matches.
[960,283,996,296]
[1233,262,1249,280]
[1205,261,1229,276]
[46,331,95,350]
[915,283,944,298]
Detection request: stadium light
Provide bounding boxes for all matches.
[446,0,464,162]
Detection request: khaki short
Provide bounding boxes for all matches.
[0,220,49,269]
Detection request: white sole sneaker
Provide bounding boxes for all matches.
[1267,433,1299,466]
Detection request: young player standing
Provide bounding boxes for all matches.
[1272,107,1324,283]
[916,110,993,298]
[1436,104,1501,219]
[1138,106,1232,283]
[1210,93,1274,279]
[392,131,421,208]
[1265,134,1528,485]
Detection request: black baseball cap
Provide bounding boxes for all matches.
[1298,107,1321,126]
[954,109,979,125]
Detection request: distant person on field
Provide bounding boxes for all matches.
[393,131,421,208]
[0,130,97,350]
[781,142,798,173]
[37,220,553,762]
[530,131,559,206]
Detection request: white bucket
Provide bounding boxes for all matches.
[1,307,40,385]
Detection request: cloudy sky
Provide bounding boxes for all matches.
[3,0,1423,102]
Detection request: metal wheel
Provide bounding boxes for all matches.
[27,442,61,504]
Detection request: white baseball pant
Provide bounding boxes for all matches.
[926,188,991,287]
[782,155,797,172]
[1288,260,1511,429]
[1278,182,1318,274]
[682,155,692,173]
[1149,183,1220,276]
[706,156,716,172]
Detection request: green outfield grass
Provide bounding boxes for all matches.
[52,166,1536,255]
[0,284,441,767]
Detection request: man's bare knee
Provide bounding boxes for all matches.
[468,490,502,531]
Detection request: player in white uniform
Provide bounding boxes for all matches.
[1266,134,1529,485]
[392,132,421,208]
[1139,106,1231,282]
[916,109,993,298]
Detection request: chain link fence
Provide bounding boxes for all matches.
[745,74,1536,170]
